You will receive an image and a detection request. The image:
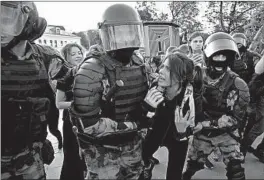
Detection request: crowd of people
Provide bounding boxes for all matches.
[1,2,264,180]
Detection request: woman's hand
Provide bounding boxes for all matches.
[144,87,164,108]
[191,54,204,66]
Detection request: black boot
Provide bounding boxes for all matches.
[226,159,245,180]
[182,160,203,180]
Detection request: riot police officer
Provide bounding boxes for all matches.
[1,2,64,179]
[231,33,255,84]
[182,32,250,180]
[68,4,149,179]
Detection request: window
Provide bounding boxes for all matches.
[38,39,42,44]
[65,41,67,44]
[54,40,58,47]
[61,41,63,46]
[44,39,47,44]
[50,40,53,47]
[56,28,60,34]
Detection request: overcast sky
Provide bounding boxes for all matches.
[35,2,171,32]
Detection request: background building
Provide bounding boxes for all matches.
[35,25,81,51]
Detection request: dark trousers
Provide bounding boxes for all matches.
[47,99,62,148]
[142,129,189,180]
[60,118,86,180]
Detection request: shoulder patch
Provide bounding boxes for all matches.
[234,77,249,91]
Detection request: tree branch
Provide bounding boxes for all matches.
[219,1,227,32]
[228,1,237,33]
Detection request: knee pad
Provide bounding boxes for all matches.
[226,159,245,180]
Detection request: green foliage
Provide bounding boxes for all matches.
[74,31,90,50]
[135,1,159,21]
[204,1,262,34]
[168,1,203,33]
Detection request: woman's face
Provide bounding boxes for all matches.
[158,58,171,87]
[190,36,203,52]
[68,46,83,66]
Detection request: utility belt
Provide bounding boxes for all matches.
[2,97,50,156]
[76,129,139,149]
[70,114,140,149]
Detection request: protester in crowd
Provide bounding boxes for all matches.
[147,55,163,84]
[138,52,197,180]
[55,43,87,180]
[1,1,64,179]
[165,46,177,56]
[177,44,190,55]
[182,32,250,180]
[241,55,264,163]
[59,4,149,179]
[188,31,205,67]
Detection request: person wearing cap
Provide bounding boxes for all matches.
[182,32,250,180]
[68,4,149,179]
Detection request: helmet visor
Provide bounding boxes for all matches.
[100,24,144,51]
[1,2,29,36]
[204,39,239,58]
[233,37,246,47]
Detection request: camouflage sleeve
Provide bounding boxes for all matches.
[220,77,250,128]
[72,58,105,119]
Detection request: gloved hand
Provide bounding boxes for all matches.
[144,87,164,108]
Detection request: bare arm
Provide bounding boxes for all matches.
[56,89,72,109]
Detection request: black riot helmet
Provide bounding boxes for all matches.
[1,1,47,48]
[203,32,239,79]
[98,3,144,52]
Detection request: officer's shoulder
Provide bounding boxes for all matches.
[78,56,105,74]
[234,76,249,91]
[33,44,63,60]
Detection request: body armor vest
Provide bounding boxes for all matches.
[1,53,50,155]
[203,71,238,122]
[100,54,148,122]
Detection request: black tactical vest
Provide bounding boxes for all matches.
[203,71,238,121]
[1,52,50,155]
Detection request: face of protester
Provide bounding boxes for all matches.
[190,36,203,52]
[68,46,83,66]
[158,58,181,100]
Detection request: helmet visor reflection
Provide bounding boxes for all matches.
[100,24,144,51]
[1,2,29,36]
[204,39,239,58]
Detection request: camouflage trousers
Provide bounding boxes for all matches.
[1,142,46,180]
[188,130,244,165]
[82,135,143,180]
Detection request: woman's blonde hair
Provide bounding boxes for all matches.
[60,43,86,63]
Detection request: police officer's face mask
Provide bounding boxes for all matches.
[208,54,229,79]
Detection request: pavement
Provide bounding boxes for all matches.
[46,111,264,179]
